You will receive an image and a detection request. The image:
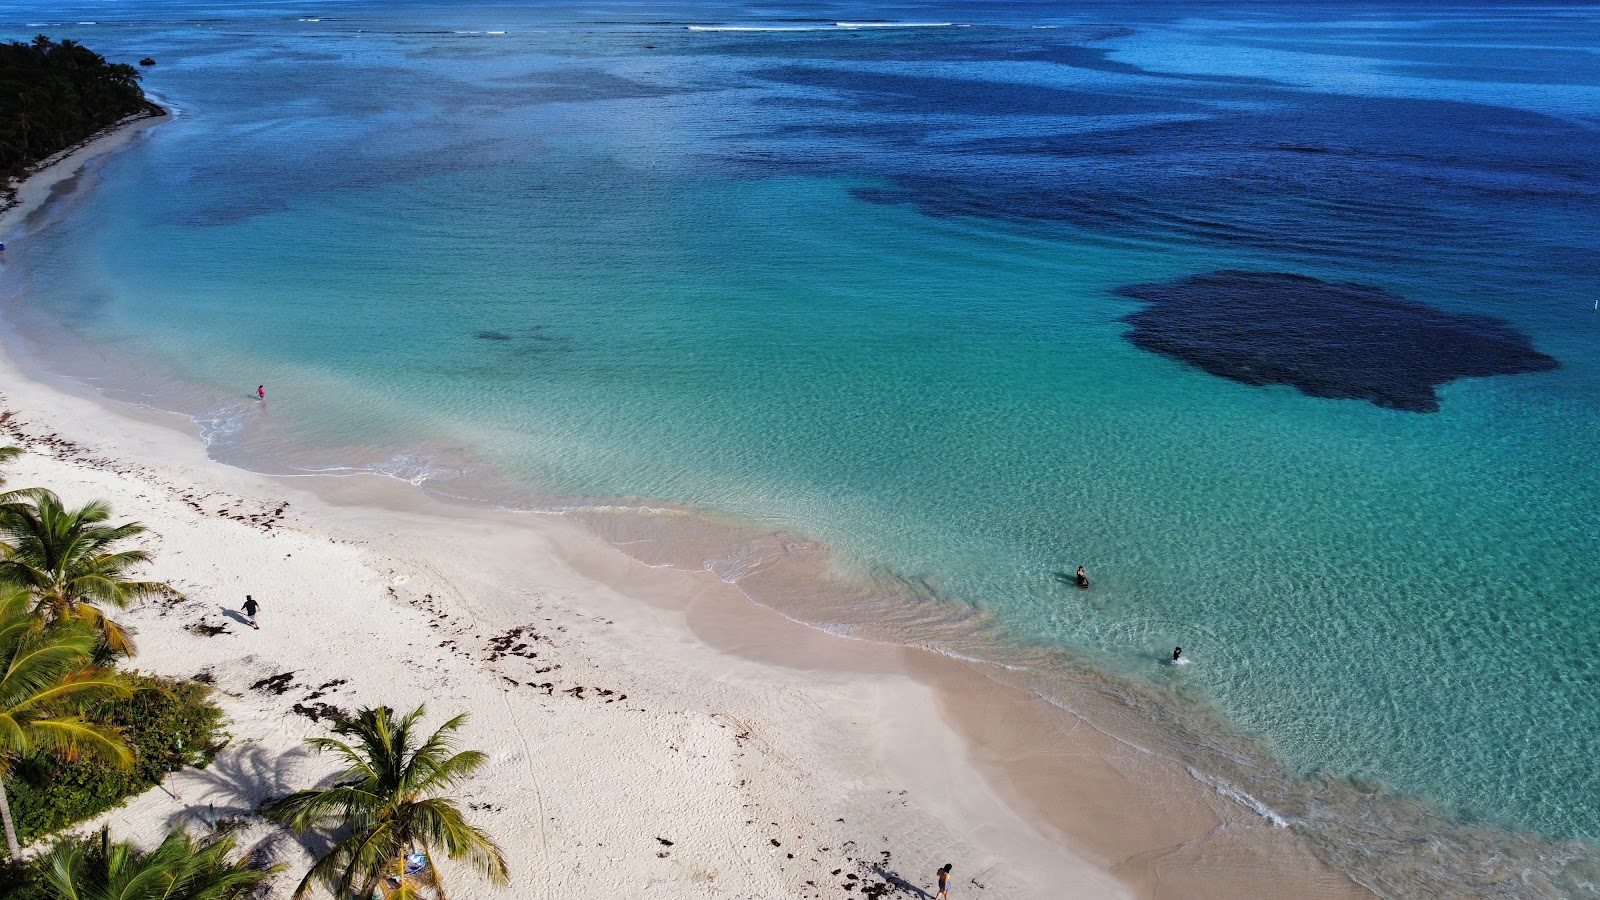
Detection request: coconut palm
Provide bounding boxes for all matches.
[42,824,278,900]
[0,446,21,481]
[264,705,508,900]
[0,488,180,657]
[0,585,132,859]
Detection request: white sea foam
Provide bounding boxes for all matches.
[1188,767,1291,827]
[836,22,954,28]
[193,403,253,449]
[282,453,462,486]
[686,25,831,32]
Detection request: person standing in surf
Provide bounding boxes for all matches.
[257,385,266,401]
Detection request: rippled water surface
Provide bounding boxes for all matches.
[3,0,1599,889]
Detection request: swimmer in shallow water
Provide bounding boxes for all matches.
[1076,566,1089,588]
[1173,646,1182,662]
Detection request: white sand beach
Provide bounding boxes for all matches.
[0,116,1370,899]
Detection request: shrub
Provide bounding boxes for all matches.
[6,673,225,846]
[0,835,70,900]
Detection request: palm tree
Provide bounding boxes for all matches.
[265,705,509,900]
[0,585,132,859]
[0,488,180,657]
[0,446,22,480]
[42,825,278,900]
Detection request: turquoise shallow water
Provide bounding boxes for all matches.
[3,1,1600,890]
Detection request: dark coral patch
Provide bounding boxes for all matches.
[1115,271,1557,412]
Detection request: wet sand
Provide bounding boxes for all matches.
[0,112,1370,898]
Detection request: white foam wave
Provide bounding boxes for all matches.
[1188,767,1291,827]
[193,403,253,449]
[836,22,954,28]
[283,454,462,486]
[547,502,690,516]
[686,25,831,32]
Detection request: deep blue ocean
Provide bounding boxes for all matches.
[2,1,1598,894]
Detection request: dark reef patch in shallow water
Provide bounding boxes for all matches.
[1114,271,1558,412]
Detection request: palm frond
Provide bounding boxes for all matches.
[41,825,279,900]
[265,784,387,833]
[24,716,133,767]
[275,705,507,898]
[409,798,509,885]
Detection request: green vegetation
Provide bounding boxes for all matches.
[0,824,275,900]
[265,705,509,900]
[0,36,160,181]
[42,825,277,900]
[0,841,55,900]
[0,488,182,658]
[4,672,224,847]
[0,587,132,858]
[0,447,216,862]
[0,445,505,898]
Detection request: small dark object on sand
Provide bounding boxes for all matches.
[250,671,296,695]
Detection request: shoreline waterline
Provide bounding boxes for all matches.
[0,111,1385,897]
[5,111,1599,897]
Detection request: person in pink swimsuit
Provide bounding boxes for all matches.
[257,385,266,401]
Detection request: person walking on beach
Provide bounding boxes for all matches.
[257,385,266,401]
[935,863,953,899]
[242,594,260,630]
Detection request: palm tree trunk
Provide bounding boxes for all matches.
[0,773,21,859]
